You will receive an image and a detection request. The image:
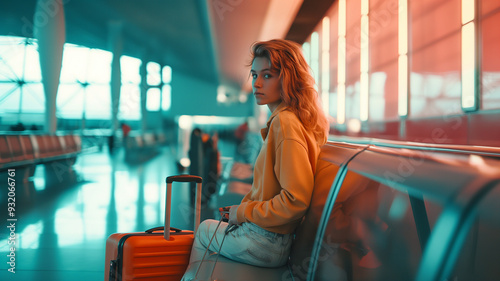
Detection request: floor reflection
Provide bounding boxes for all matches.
[0,146,202,280]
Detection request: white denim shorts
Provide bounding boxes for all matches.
[188,219,293,268]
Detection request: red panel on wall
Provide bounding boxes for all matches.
[409,31,462,119]
[481,11,500,110]
[328,2,339,92]
[468,112,500,147]
[411,32,461,73]
[346,0,361,82]
[405,116,468,145]
[370,61,399,121]
[481,0,500,16]
[369,0,398,70]
[481,10,500,72]
[411,0,461,52]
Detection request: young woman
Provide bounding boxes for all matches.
[182,39,329,279]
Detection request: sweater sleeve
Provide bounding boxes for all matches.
[236,139,314,229]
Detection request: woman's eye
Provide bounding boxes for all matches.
[252,74,257,79]
[264,74,271,79]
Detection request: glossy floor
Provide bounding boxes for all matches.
[0,145,219,280]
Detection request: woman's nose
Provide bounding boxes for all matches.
[253,76,262,88]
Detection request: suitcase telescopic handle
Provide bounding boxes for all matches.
[167,175,202,183]
[164,175,203,240]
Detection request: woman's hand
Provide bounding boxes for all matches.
[228,205,240,226]
[218,206,231,222]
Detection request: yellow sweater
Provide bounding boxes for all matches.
[236,103,325,234]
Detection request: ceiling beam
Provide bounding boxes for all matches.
[285,0,335,44]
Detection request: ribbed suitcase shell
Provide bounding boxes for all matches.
[105,175,203,281]
[105,231,194,280]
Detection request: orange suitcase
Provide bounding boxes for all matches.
[104,175,202,281]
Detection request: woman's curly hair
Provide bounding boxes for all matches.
[250,39,329,144]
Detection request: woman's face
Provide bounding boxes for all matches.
[251,57,282,112]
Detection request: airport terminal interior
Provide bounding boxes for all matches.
[1,0,500,280]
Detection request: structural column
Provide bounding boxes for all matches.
[140,56,148,133]
[108,21,123,136]
[34,0,66,134]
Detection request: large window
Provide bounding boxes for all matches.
[0,36,44,125]
[146,62,162,112]
[1,35,173,129]
[120,55,141,121]
[59,44,112,120]
[162,65,172,111]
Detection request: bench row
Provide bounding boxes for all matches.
[187,138,500,281]
[123,133,167,162]
[0,134,82,171]
[124,133,167,150]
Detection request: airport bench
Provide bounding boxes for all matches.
[186,139,500,281]
[123,132,165,163]
[0,134,82,179]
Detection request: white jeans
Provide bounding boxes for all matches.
[181,219,292,280]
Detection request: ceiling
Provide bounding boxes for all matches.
[1,0,333,93]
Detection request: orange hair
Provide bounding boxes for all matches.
[250,39,329,144]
